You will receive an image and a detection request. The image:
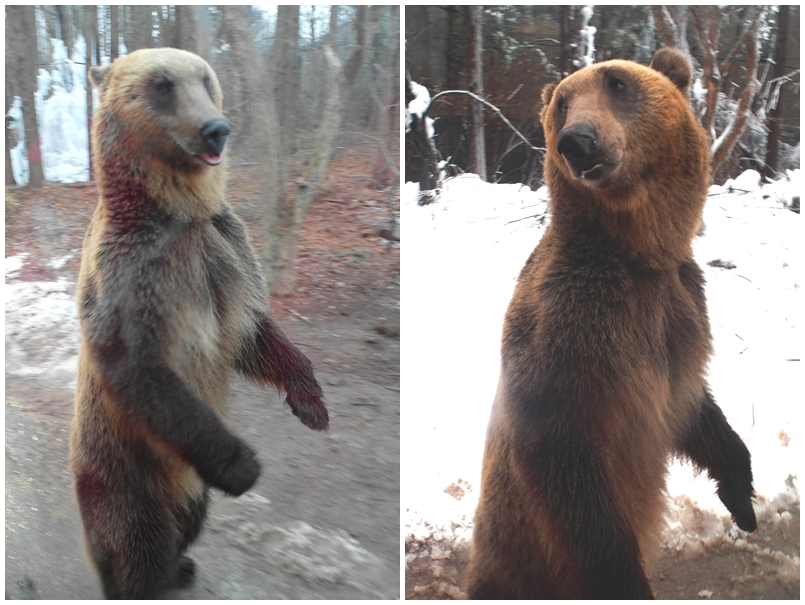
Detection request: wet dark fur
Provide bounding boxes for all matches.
[467,48,756,599]
[71,49,328,599]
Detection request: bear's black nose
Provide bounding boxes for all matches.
[200,119,230,154]
[557,124,598,170]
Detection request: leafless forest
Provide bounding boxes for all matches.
[7,5,400,293]
[406,6,799,189]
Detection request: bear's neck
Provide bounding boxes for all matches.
[93,128,226,226]
[548,174,705,269]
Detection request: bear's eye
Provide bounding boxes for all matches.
[154,80,173,96]
[606,76,626,93]
[557,98,568,116]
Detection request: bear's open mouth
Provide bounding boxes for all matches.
[199,152,223,166]
[580,164,606,180]
[564,158,612,182]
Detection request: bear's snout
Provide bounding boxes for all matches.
[557,124,598,170]
[200,119,230,154]
[556,122,618,182]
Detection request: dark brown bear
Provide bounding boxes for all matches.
[70,48,328,599]
[466,48,756,599]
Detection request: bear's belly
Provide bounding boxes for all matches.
[166,300,233,413]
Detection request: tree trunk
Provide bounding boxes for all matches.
[328,5,339,48]
[272,6,300,156]
[560,6,577,78]
[89,6,100,66]
[674,6,691,61]
[128,6,152,52]
[7,5,45,188]
[270,6,381,294]
[5,95,15,185]
[373,6,400,187]
[651,6,680,48]
[195,6,212,62]
[84,5,95,181]
[764,4,789,179]
[57,6,73,59]
[466,6,487,181]
[220,6,287,293]
[110,5,119,60]
[691,6,727,139]
[174,5,201,55]
[446,7,461,90]
[711,6,764,173]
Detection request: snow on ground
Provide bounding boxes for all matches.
[402,170,800,555]
[5,254,80,388]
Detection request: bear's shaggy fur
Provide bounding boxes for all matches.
[466,48,756,599]
[70,48,328,599]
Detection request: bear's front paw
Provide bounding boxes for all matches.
[717,484,757,532]
[286,385,329,431]
[211,440,261,496]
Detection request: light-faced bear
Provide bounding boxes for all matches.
[70,48,328,599]
[466,48,756,599]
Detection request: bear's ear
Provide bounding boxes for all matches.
[540,82,557,122]
[649,47,691,94]
[89,65,112,91]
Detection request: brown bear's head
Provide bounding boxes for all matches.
[540,48,709,200]
[91,48,229,172]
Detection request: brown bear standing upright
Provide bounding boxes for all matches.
[70,48,328,599]
[466,48,756,599]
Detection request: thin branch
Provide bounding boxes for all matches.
[426,90,544,153]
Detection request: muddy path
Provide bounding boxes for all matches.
[5,154,401,599]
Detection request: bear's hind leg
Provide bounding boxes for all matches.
[675,389,757,532]
[172,489,210,588]
[84,515,180,598]
[77,473,189,598]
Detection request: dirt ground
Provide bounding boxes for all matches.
[5,149,401,599]
[405,503,800,600]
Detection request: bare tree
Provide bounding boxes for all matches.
[328,5,339,46]
[127,6,153,52]
[707,7,765,173]
[560,6,578,77]
[651,6,692,63]
[88,5,100,66]
[763,5,790,179]
[467,5,487,181]
[110,5,119,60]
[674,6,691,60]
[174,5,202,55]
[155,6,170,47]
[272,6,300,156]
[272,6,383,292]
[7,5,45,188]
[84,4,94,180]
[691,6,728,140]
[221,6,382,294]
[5,73,17,185]
[652,7,679,48]
[372,6,400,187]
[195,6,212,62]
[220,6,287,292]
[57,5,73,59]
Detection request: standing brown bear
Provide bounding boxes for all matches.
[466,48,756,599]
[70,48,328,599]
